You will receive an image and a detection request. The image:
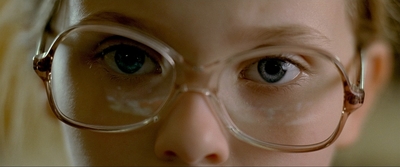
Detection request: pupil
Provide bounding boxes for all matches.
[114,45,146,74]
[257,58,287,83]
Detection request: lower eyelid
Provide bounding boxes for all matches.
[101,65,160,83]
[238,77,301,96]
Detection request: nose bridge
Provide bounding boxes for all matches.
[170,83,218,125]
[165,60,225,127]
[173,59,221,90]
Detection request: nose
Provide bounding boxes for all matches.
[154,92,229,165]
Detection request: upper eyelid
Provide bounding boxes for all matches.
[243,53,311,72]
[94,36,164,62]
[96,36,148,53]
[93,36,137,58]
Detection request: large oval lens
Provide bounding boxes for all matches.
[218,47,344,146]
[50,26,174,127]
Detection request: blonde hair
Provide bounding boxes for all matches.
[0,0,398,165]
[348,0,400,76]
[383,0,400,53]
[383,0,400,77]
[0,0,70,165]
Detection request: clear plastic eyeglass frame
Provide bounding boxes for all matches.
[33,22,365,152]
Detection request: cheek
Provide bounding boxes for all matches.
[63,125,159,166]
[63,125,338,166]
[228,139,337,166]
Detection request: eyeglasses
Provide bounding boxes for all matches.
[33,22,365,152]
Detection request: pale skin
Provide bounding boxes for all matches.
[52,0,392,166]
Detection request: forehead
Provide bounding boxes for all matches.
[62,0,354,65]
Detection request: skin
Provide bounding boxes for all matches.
[50,0,391,166]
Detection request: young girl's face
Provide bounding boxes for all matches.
[56,0,357,165]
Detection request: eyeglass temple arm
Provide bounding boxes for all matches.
[36,0,60,55]
[359,49,367,90]
[344,49,366,112]
[33,24,53,81]
[33,0,60,81]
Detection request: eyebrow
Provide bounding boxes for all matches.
[235,25,331,49]
[79,12,159,36]
[80,12,331,49]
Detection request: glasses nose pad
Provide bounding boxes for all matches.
[165,84,217,110]
[158,83,230,127]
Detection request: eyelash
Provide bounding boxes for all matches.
[93,36,142,59]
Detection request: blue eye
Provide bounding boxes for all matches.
[257,58,289,83]
[242,56,301,85]
[113,45,146,74]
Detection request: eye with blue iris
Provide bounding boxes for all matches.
[242,56,301,84]
[98,37,161,75]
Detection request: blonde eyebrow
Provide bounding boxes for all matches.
[239,25,331,48]
[79,11,159,35]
